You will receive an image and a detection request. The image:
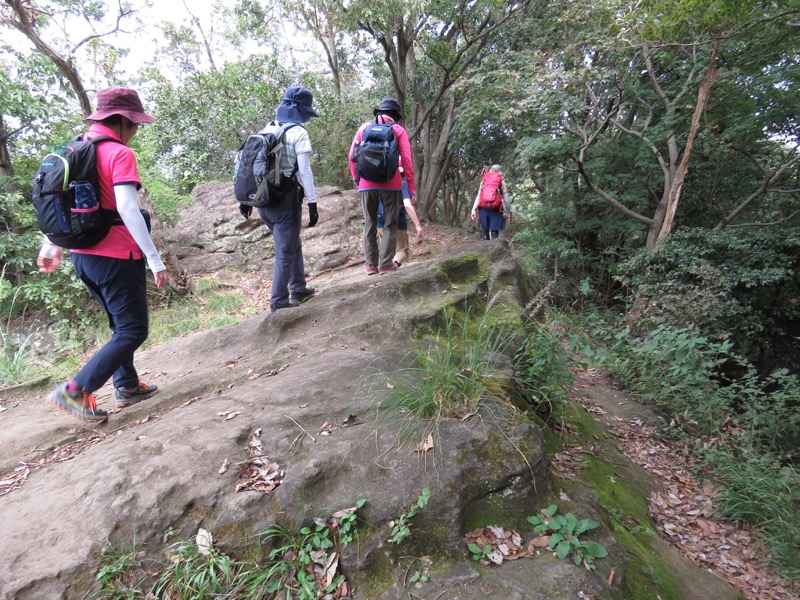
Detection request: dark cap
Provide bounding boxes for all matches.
[85,87,156,123]
[373,98,404,121]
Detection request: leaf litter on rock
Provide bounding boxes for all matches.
[235,430,284,494]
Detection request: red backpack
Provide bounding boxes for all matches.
[478,169,504,210]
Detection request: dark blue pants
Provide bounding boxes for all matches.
[71,254,149,392]
[257,188,308,309]
[479,207,504,240]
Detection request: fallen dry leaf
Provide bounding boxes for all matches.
[415,432,434,453]
[218,458,230,474]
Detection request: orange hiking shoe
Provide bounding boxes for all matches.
[48,382,108,422]
[115,381,159,408]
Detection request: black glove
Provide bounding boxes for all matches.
[239,204,252,220]
[308,202,319,227]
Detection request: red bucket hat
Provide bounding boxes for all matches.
[85,87,156,123]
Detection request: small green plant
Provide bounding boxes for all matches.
[513,322,574,422]
[527,504,608,570]
[389,488,431,544]
[409,570,429,585]
[467,542,492,561]
[255,500,367,598]
[608,508,655,537]
[152,531,243,599]
[336,497,366,546]
[93,544,147,599]
[0,269,36,386]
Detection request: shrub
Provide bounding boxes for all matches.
[616,227,800,373]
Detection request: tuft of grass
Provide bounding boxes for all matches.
[373,305,524,443]
[703,450,800,579]
[92,543,149,599]
[372,303,575,446]
[145,287,245,348]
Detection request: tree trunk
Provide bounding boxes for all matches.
[657,40,721,241]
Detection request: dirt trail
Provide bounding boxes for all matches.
[569,368,797,600]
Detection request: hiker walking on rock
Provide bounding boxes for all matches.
[471,164,511,240]
[244,86,320,312]
[37,87,167,423]
[349,98,416,275]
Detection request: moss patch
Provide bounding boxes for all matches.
[556,402,682,600]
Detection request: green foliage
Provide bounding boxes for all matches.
[93,544,147,599]
[574,308,800,576]
[137,60,287,191]
[388,488,430,545]
[153,532,244,599]
[0,271,35,386]
[256,501,366,598]
[94,500,368,599]
[616,228,800,372]
[408,569,429,585]
[513,323,574,422]
[704,452,800,578]
[466,542,492,561]
[527,504,608,570]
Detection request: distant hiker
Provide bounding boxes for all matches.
[470,164,511,240]
[349,98,416,275]
[243,86,320,312]
[36,87,167,423]
[377,161,422,268]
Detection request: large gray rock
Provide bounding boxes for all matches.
[0,182,741,600]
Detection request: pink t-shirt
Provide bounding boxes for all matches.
[70,123,143,259]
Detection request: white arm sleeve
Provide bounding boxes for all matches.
[114,184,166,273]
[296,152,317,204]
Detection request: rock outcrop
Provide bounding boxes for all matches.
[0,183,741,600]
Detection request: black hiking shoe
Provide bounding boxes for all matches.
[115,381,159,408]
[289,288,316,306]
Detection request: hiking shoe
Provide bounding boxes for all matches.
[271,303,295,313]
[289,288,316,306]
[365,264,379,275]
[115,381,159,408]
[48,382,108,422]
[379,264,399,274]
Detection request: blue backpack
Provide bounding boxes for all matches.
[353,120,399,183]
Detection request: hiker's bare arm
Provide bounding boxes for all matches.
[403,198,423,238]
[115,184,166,276]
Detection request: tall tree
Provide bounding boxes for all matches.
[523,0,800,250]
[1,0,139,115]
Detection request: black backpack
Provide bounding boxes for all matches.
[32,135,122,249]
[352,120,399,183]
[234,123,299,208]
